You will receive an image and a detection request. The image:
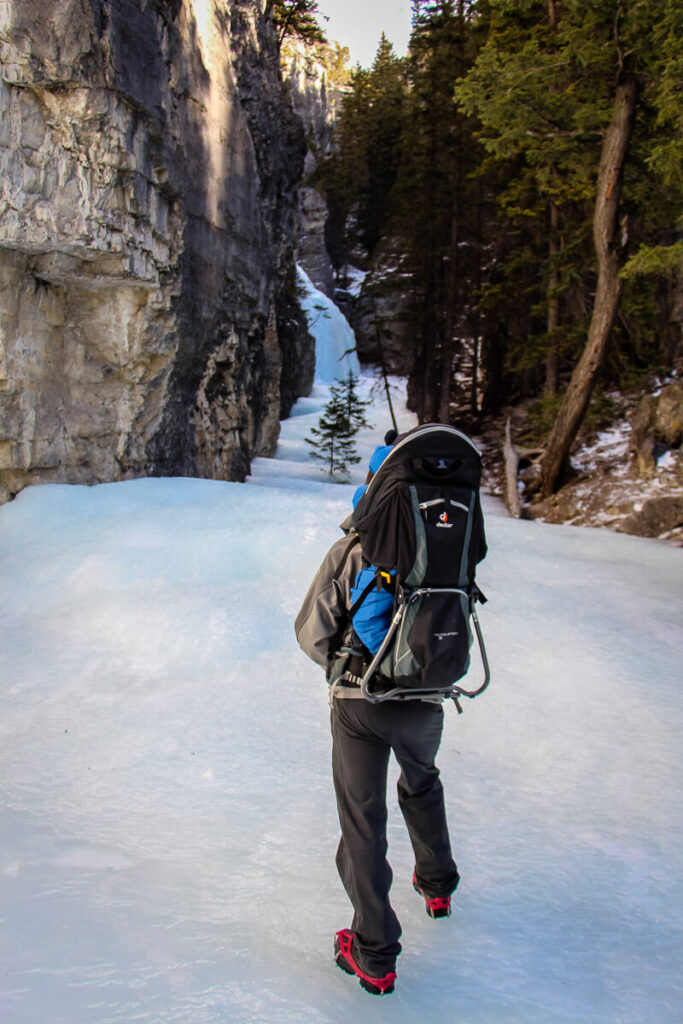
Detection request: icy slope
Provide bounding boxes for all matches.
[297,266,361,384]
[0,368,681,1020]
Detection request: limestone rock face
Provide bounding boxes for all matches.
[282,41,345,297]
[0,0,310,503]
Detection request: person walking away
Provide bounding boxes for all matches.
[294,432,469,996]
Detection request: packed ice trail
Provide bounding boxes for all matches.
[0,271,681,1023]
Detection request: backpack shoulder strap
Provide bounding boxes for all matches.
[348,573,379,619]
[333,534,362,583]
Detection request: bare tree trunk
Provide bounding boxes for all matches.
[470,331,480,415]
[539,77,637,498]
[544,0,559,394]
[503,419,522,518]
[545,199,560,395]
[439,203,460,423]
[372,302,398,433]
[423,350,439,422]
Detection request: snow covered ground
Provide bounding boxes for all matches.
[1,284,682,1024]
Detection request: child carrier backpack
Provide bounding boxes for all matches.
[348,423,490,707]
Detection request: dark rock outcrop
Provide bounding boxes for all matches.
[617,495,683,538]
[342,241,413,376]
[630,381,683,479]
[276,260,315,419]
[0,0,311,502]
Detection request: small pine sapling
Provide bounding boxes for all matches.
[340,371,372,432]
[306,380,363,480]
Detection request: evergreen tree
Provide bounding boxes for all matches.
[306,381,362,479]
[340,372,372,432]
[455,0,596,403]
[267,0,327,50]
[318,3,494,424]
[316,36,406,269]
[358,35,406,255]
[456,0,683,493]
[396,0,485,422]
[315,0,681,446]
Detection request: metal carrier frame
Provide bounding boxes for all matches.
[352,422,491,709]
[359,595,491,707]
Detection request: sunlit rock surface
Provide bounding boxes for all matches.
[282,40,345,298]
[0,0,310,502]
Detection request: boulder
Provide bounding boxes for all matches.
[631,381,683,478]
[617,495,683,538]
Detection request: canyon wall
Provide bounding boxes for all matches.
[282,40,345,298]
[0,0,313,503]
[282,42,409,376]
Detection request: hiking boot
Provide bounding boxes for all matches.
[334,930,396,996]
[413,871,452,919]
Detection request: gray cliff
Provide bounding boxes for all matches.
[282,40,345,298]
[0,0,313,503]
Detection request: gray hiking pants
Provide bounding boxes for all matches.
[330,698,459,976]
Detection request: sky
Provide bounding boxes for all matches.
[316,0,413,67]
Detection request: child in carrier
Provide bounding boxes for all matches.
[348,429,398,666]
